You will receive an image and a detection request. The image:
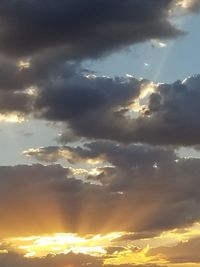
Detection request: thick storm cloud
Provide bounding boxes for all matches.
[35,75,142,121]
[0,1,199,147]
[33,74,200,146]
[0,70,200,146]
[0,0,182,58]
[1,68,200,146]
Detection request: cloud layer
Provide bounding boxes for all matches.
[0,142,199,237]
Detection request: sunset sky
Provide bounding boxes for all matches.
[1,1,200,267]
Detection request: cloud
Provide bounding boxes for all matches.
[2,67,200,146]
[0,55,78,92]
[175,0,200,13]
[115,232,160,242]
[35,74,143,121]
[32,74,200,146]
[0,251,162,267]
[149,237,200,263]
[5,142,200,235]
[0,90,31,114]
[0,252,102,267]
[0,0,182,59]
[23,141,176,167]
[0,164,85,237]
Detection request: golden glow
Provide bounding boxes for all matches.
[129,82,156,113]
[24,87,38,97]
[120,222,200,251]
[0,113,25,123]
[69,167,89,176]
[17,59,31,70]
[2,223,200,266]
[5,232,123,258]
[176,0,194,9]
[168,264,200,267]
[0,250,8,254]
[23,147,104,165]
[104,245,165,266]
[158,222,200,243]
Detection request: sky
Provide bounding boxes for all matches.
[1,1,200,267]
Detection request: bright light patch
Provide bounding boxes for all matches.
[0,113,25,123]
[23,146,104,165]
[176,0,193,9]
[85,74,97,80]
[17,59,31,70]
[0,250,8,254]
[24,87,38,97]
[5,232,123,258]
[88,167,102,176]
[104,245,166,266]
[151,39,167,48]
[129,82,156,113]
[2,225,200,266]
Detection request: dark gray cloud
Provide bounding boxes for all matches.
[0,90,31,114]
[0,55,78,91]
[0,58,80,114]
[32,74,200,146]
[130,75,200,145]
[1,70,200,146]
[0,0,187,94]
[35,75,142,121]
[0,0,198,148]
[0,0,182,59]
[23,141,176,167]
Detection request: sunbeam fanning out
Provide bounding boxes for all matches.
[1,223,200,266]
[0,1,200,267]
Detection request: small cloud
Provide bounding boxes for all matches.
[151,39,167,48]
[144,62,150,68]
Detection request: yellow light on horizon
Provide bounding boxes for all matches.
[5,232,123,258]
[2,224,200,266]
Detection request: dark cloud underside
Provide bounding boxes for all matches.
[0,0,181,58]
